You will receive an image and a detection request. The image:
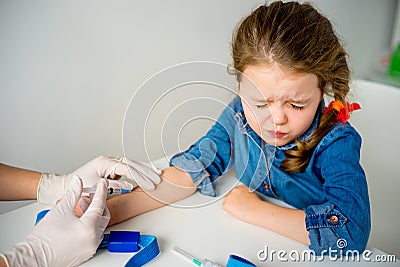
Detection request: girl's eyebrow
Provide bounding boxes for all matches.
[250,96,311,104]
[239,91,267,103]
[240,84,313,103]
[250,96,268,103]
[287,98,310,104]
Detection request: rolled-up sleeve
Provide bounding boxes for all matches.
[170,99,238,197]
[305,126,371,254]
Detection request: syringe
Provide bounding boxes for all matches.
[172,247,223,267]
[82,186,131,195]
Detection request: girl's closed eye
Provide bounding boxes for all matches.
[256,103,269,109]
[290,103,305,110]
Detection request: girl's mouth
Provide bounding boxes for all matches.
[267,130,287,138]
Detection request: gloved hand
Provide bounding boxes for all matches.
[37,155,162,204]
[0,176,110,267]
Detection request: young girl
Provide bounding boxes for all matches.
[107,1,370,255]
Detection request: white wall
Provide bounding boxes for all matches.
[0,0,258,173]
[391,0,400,46]
[0,0,396,172]
[0,0,398,253]
[312,0,397,78]
[350,80,400,258]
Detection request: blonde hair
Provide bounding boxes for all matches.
[231,1,350,172]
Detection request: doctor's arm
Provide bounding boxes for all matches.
[0,156,161,203]
[0,163,40,200]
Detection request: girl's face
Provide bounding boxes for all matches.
[239,64,322,147]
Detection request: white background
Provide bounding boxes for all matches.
[0,0,396,171]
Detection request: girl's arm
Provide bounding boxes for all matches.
[0,163,41,200]
[107,166,197,226]
[222,185,310,245]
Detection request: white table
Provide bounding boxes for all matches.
[0,160,398,266]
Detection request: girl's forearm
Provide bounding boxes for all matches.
[250,200,310,245]
[223,185,310,245]
[107,166,196,226]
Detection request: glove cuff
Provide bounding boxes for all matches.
[37,173,69,204]
[1,241,39,267]
[0,253,10,267]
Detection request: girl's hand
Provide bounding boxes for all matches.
[222,184,263,223]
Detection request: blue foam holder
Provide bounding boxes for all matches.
[107,231,140,252]
[226,254,257,266]
[35,209,50,225]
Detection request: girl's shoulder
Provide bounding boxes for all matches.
[315,122,362,152]
[218,95,244,121]
[227,95,242,110]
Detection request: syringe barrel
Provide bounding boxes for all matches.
[201,259,223,267]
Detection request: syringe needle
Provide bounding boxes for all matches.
[172,247,202,266]
[172,247,223,267]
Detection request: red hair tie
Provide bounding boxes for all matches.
[323,100,361,123]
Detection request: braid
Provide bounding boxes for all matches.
[281,111,337,172]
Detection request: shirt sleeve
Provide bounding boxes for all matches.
[304,124,371,255]
[169,98,238,197]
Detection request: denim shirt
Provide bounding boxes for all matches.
[170,96,371,255]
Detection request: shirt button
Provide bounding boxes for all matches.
[263,182,269,190]
[328,215,339,223]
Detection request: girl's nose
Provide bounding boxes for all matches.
[271,106,288,125]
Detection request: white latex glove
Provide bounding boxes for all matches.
[38,155,162,204]
[1,176,110,267]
